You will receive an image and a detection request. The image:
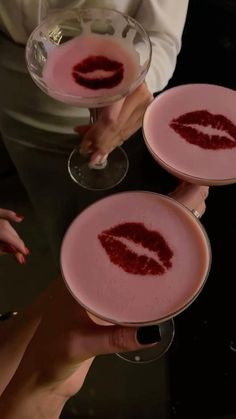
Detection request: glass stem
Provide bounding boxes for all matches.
[88,109,108,170]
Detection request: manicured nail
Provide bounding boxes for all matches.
[16,213,24,220]
[18,254,26,264]
[25,247,31,255]
[137,325,161,345]
[90,153,107,165]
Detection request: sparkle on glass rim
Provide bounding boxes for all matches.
[60,192,210,324]
[42,33,140,100]
[143,84,236,182]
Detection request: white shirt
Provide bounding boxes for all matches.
[0,0,189,133]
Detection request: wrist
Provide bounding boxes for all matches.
[0,370,67,419]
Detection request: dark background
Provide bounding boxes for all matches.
[167,1,236,418]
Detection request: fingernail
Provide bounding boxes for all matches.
[16,213,24,220]
[91,153,107,165]
[137,326,161,345]
[25,247,31,255]
[18,254,26,264]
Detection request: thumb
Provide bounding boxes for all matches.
[89,325,161,356]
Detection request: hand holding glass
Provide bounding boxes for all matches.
[26,8,152,190]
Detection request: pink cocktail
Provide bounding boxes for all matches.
[43,34,141,106]
[61,191,211,328]
[143,84,236,185]
[26,8,151,191]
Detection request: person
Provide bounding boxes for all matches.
[0,184,208,418]
[0,0,190,260]
[0,278,162,419]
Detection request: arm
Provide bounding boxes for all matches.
[0,278,159,418]
[0,282,57,395]
[135,0,189,93]
[78,1,189,157]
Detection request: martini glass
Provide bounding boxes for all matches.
[142,83,236,186]
[60,191,211,363]
[25,7,152,190]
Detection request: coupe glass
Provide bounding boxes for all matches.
[60,191,212,363]
[25,7,152,190]
[142,84,236,186]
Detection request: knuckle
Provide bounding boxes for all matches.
[0,219,9,230]
[200,187,209,200]
[109,328,132,352]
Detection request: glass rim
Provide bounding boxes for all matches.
[25,7,152,104]
[60,190,212,327]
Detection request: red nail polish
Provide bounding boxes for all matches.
[19,255,26,264]
[16,213,24,220]
[25,247,31,255]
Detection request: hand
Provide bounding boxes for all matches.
[76,82,153,164]
[0,209,29,264]
[0,278,160,418]
[168,182,209,218]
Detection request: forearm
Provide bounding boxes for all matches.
[0,280,58,394]
[0,356,93,419]
[0,379,66,419]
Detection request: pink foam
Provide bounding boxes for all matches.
[61,192,211,324]
[43,34,140,103]
[143,84,236,184]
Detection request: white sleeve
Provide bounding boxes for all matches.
[134,0,189,94]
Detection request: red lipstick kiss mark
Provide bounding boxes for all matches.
[72,55,124,90]
[170,110,236,150]
[98,222,173,276]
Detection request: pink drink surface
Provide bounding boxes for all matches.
[43,34,140,103]
[143,84,236,184]
[61,192,210,324]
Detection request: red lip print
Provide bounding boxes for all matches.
[98,222,173,276]
[72,55,124,90]
[170,110,236,150]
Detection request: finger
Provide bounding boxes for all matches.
[84,325,161,357]
[169,183,209,211]
[118,83,153,125]
[97,97,125,122]
[89,151,108,166]
[0,242,27,264]
[192,202,206,218]
[74,125,91,136]
[14,252,27,264]
[79,123,109,155]
[0,226,28,255]
[0,209,24,223]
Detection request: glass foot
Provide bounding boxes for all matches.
[116,319,175,364]
[68,147,129,191]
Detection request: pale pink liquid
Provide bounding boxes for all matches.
[43,34,140,104]
[61,192,211,325]
[143,84,236,185]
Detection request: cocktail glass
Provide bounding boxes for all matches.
[142,83,236,186]
[60,191,211,363]
[25,7,152,190]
